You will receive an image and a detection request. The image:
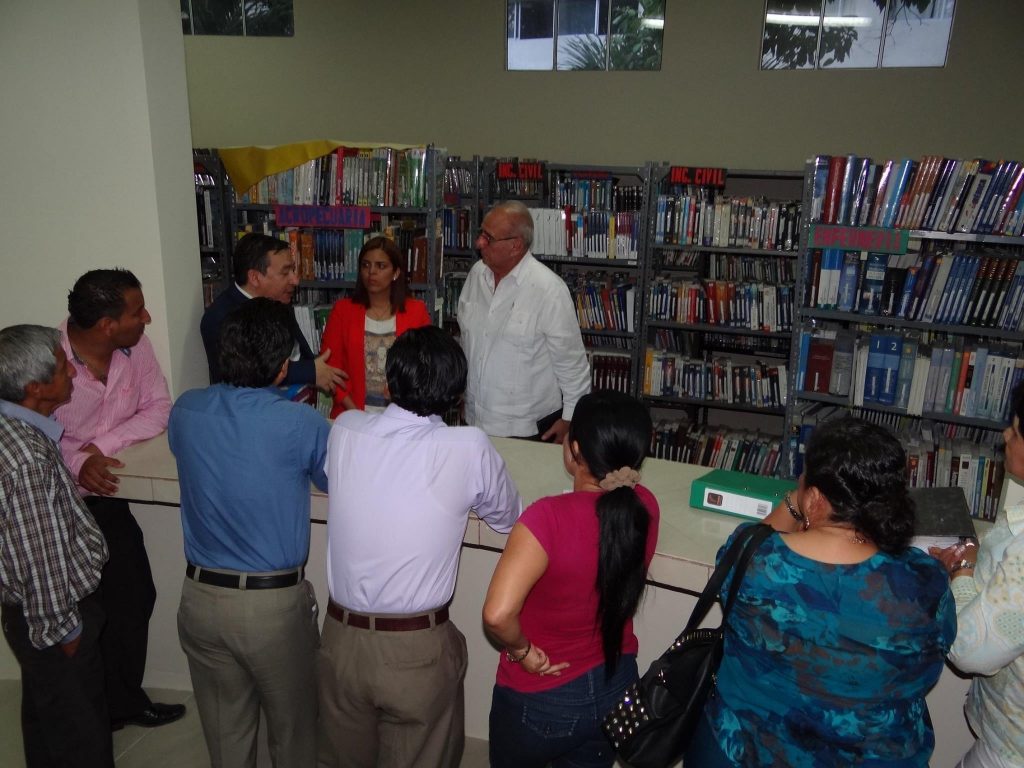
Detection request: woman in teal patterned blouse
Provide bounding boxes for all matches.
[685,418,956,767]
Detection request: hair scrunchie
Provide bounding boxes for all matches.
[598,466,641,491]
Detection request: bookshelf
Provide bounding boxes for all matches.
[230,145,446,346]
[787,153,1024,519]
[441,155,482,334]
[193,149,233,307]
[640,165,804,475]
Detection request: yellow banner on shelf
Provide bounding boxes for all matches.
[217,139,422,197]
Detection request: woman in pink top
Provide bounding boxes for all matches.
[483,391,660,768]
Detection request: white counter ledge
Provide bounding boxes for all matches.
[112,432,744,595]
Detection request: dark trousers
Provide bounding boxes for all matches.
[85,495,157,720]
[2,594,114,768]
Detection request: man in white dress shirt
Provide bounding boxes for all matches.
[318,326,522,768]
[458,200,591,443]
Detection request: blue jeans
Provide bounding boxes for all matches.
[489,655,638,768]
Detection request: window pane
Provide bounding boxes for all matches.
[557,0,605,70]
[881,0,954,68]
[609,0,664,71]
[819,0,883,68]
[508,0,555,70]
[243,0,294,37]
[761,1,824,70]
[191,0,243,35]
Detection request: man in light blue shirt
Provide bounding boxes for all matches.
[169,298,328,768]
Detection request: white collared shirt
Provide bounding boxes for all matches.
[457,252,591,437]
[324,404,522,614]
[949,502,1024,765]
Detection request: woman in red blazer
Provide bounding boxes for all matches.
[320,236,431,417]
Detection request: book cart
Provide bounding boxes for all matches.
[786,154,1024,519]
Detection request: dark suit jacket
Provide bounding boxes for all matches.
[200,285,315,386]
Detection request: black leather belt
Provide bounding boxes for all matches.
[327,600,449,631]
[185,563,303,590]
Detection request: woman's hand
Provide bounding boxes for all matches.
[520,643,570,677]
[929,540,979,579]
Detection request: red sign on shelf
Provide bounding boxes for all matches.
[274,205,372,229]
[668,166,727,187]
[496,161,544,181]
[809,225,909,254]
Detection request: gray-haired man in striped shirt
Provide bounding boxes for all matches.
[0,324,111,768]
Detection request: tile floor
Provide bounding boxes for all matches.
[0,682,489,767]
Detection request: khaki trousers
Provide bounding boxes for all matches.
[177,577,319,768]
[316,611,468,768]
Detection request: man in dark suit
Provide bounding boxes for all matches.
[200,233,347,391]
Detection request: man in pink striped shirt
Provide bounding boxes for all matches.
[54,269,185,731]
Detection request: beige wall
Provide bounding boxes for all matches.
[0,0,206,395]
[184,2,1024,169]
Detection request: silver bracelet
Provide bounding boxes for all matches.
[950,559,976,576]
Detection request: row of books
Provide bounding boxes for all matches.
[647,278,794,332]
[806,247,1024,330]
[564,278,636,333]
[643,351,788,409]
[444,157,477,199]
[589,352,632,393]
[797,329,1024,423]
[550,175,644,212]
[195,188,217,249]
[247,220,436,285]
[706,254,796,284]
[582,332,632,350]
[441,273,467,321]
[528,208,641,261]
[650,421,784,477]
[791,403,1004,519]
[810,154,1024,236]
[653,194,802,251]
[240,146,431,209]
[442,207,475,250]
[651,328,789,359]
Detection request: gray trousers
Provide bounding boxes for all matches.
[316,611,468,768]
[177,577,319,768]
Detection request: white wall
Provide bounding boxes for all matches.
[0,0,206,395]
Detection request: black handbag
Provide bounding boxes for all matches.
[602,523,773,768]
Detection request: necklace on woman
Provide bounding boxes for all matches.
[817,525,867,545]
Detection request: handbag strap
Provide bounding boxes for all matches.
[682,523,774,635]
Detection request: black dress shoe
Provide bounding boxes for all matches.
[112,702,186,730]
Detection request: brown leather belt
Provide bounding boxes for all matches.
[185,563,303,590]
[327,600,449,632]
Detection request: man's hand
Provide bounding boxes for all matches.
[540,418,570,444]
[314,349,348,394]
[60,635,81,658]
[79,451,124,496]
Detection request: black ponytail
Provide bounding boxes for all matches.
[570,391,653,675]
